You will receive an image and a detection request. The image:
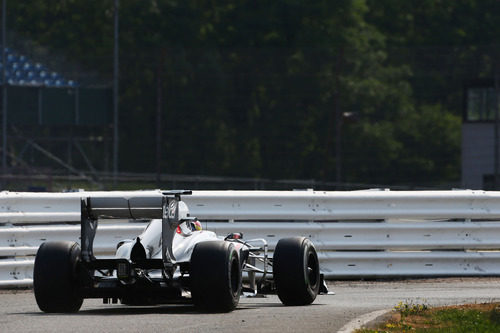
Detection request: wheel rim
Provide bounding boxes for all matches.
[306,251,319,288]
[230,253,240,297]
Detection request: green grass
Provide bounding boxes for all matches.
[356,302,500,333]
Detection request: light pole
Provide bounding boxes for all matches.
[113,0,119,186]
[1,0,7,184]
[495,58,500,189]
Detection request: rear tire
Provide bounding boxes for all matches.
[33,241,83,313]
[273,237,320,306]
[190,241,241,312]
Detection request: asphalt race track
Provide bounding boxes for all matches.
[1,278,500,333]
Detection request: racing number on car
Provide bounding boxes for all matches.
[168,200,177,219]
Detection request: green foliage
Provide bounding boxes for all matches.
[5,0,496,186]
[394,300,429,318]
[431,308,500,333]
[358,302,500,333]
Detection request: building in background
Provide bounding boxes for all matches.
[462,79,498,189]
[0,45,112,190]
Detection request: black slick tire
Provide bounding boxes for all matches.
[190,241,241,312]
[273,237,320,306]
[33,241,83,313]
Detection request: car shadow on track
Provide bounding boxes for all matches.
[20,304,198,316]
[75,302,297,314]
[19,303,296,316]
[83,305,200,315]
[19,299,324,316]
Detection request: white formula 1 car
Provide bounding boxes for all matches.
[33,191,327,313]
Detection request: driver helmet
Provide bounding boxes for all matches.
[191,219,202,231]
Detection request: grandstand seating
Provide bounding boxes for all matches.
[0,47,78,87]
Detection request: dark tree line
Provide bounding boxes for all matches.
[6,0,500,187]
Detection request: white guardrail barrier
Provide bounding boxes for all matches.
[1,189,500,287]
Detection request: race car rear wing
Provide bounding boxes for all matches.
[80,190,192,276]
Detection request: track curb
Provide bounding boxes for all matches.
[337,308,392,333]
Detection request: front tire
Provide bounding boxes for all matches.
[190,241,241,312]
[273,237,320,306]
[33,241,83,313]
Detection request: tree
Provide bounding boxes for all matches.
[6,0,481,188]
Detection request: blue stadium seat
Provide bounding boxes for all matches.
[56,79,69,87]
[39,70,47,79]
[7,53,17,63]
[23,62,33,71]
[50,71,60,80]
[34,63,44,72]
